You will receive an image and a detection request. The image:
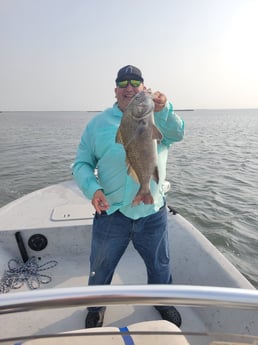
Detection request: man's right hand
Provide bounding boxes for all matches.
[92,189,109,214]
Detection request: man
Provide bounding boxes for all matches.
[72,65,184,328]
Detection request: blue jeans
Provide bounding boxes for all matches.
[88,205,172,312]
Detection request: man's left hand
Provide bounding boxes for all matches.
[153,91,167,112]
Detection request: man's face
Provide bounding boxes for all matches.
[115,80,145,112]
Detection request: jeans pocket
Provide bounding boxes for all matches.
[95,210,108,219]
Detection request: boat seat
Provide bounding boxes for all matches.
[20,320,190,344]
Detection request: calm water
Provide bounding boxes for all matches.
[0,109,258,287]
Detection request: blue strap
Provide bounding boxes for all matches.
[119,326,135,345]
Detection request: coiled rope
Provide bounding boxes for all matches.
[0,257,58,294]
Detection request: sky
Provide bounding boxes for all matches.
[0,0,258,110]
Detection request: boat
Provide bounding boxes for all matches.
[0,180,258,344]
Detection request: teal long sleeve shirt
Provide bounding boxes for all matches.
[72,101,184,220]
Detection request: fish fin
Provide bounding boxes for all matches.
[115,128,124,144]
[127,159,140,183]
[152,125,163,141]
[152,166,159,184]
[132,188,154,206]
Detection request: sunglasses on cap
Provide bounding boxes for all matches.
[116,79,142,88]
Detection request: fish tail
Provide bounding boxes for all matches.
[132,188,154,206]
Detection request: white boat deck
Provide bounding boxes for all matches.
[0,181,257,343]
[0,233,202,338]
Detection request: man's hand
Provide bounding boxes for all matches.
[92,189,109,214]
[153,91,167,112]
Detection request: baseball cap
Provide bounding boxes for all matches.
[115,65,144,83]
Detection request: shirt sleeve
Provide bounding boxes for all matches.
[72,125,102,200]
[154,101,185,147]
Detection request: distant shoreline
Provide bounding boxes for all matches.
[175,109,194,111]
[0,109,195,113]
[1,108,258,113]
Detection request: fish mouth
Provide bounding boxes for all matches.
[137,104,147,111]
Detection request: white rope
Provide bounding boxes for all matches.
[0,257,58,293]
